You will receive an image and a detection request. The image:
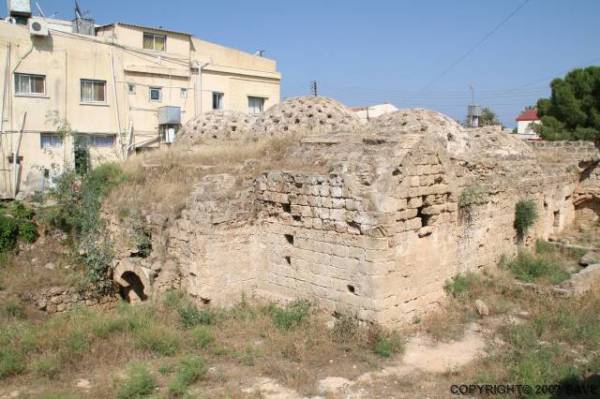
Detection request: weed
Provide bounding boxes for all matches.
[515,199,538,239]
[331,313,359,344]
[190,326,214,349]
[168,356,206,397]
[0,348,26,379]
[372,330,404,358]
[158,363,175,375]
[444,273,480,297]
[178,304,215,328]
[34,356,60,378]
[236,345,262,366]
[134,325,180,356]
[163,289,184,310]
[116,364,156,399]
[505,251,569,284]
[270,300,311,330]
[459,185,488,207]
[3,300,25,319]
[0,216,19,253]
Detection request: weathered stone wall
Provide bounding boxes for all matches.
[106,109,600,327]
[27,287,118,314]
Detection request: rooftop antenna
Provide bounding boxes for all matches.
[310,80,318,96]
[75,0,82,19]
[35,2,45,18]
[469,85,475,105]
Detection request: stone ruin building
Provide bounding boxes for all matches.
[109,96,600,326]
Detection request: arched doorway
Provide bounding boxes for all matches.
[119,271,148,303]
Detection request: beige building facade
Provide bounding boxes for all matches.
[0,19,281,198]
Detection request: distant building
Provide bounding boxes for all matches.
[0,4,281,198]
[350,103,398,122]
[516,108,540,136]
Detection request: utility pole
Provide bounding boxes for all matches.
[310,80,318,97]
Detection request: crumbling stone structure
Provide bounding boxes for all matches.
[176,110,256,145]
[107,99,600,326]
[251,96,361,137]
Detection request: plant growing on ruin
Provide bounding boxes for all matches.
[49,163,125,292]
[505,251,569,284]
[269,300,311,330]
[0,202,38,254]
[459,185,488,208]
[444,272,480,298]
[514,199,538,240]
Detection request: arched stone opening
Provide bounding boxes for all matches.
[119,271,148,303]
[574,198,600,231]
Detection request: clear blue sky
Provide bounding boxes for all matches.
[5,0,600,127]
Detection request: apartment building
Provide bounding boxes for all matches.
[0,8,281,198]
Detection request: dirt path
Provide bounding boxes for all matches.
[245,323,486,398]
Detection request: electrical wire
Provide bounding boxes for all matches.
[416,0,531,94]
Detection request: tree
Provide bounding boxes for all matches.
[479,107,501,127]
[535,66,600,140]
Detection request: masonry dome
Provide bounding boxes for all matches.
[251,96,360,137]
[176,110,255,145]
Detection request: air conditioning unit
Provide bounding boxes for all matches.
[28,18,49,37]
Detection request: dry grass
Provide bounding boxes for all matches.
[0,290,403,398]
[106,137,312,219]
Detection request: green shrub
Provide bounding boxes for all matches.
[10,201,34,220]
[515,200,538,239]
[270,300,311,330]
[49,163,125,290]
[64,330,90,356]
[191,326,214,349]
[178,304,215,328]
[17,221,38,243]
[168,356,206,397]
[0,215,19,253]
[459,185,488,207]
[506,251,569,284]
[0,348,26,379]
[444,273,480,297]
[373,331,404,358]
[116,364,156,399]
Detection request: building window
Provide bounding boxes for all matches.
[149,87,162,102]
[89,134,115,147]
[213,92,224,110]
[143,32,166,51]
[180,88,188,99]
[248,96,265,115]
[40,133,62,149]
[128,83,136,94]
[15,73,45,96]
[81,79,106,103]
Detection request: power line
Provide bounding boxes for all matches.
[417,0,531,93]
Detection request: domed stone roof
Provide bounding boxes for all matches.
[369,108,464,137]
[368,108,469,155]
[176,110,255,145]
[251,96,360,137]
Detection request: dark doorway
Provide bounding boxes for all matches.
[119,271,147,303]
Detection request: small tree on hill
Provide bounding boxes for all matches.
[479,107,501,127]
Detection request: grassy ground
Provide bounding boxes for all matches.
[0,287,403,398]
